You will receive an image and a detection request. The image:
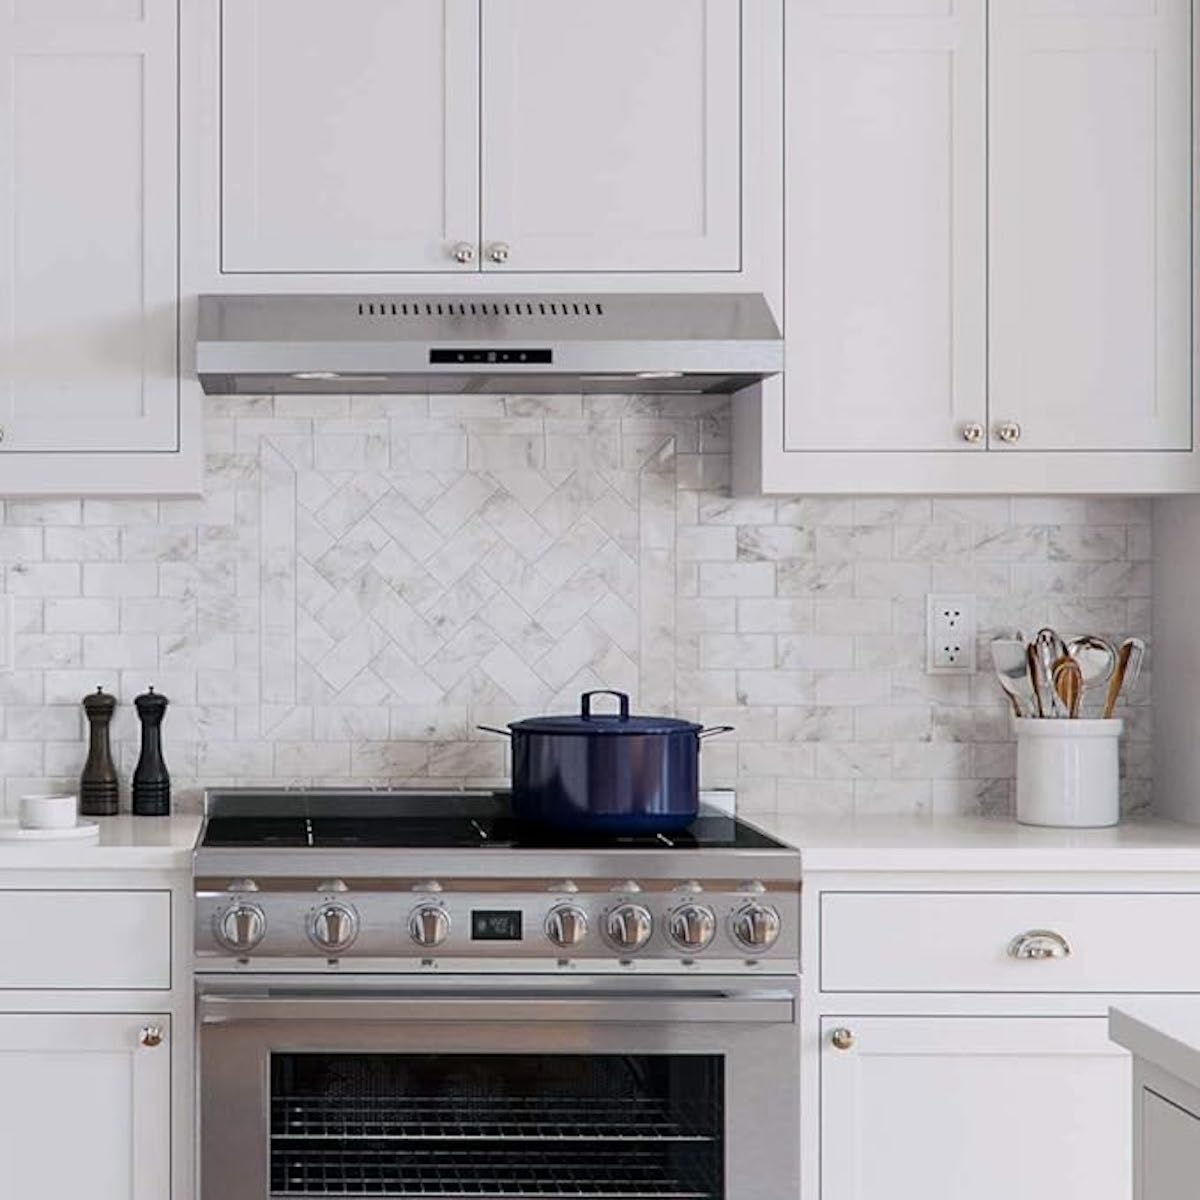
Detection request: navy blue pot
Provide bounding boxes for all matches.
[486,691,732,835]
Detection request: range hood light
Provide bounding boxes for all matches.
[292,371,343,381]
[636,370,685,380]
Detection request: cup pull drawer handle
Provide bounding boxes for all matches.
[1008,930,1071,961]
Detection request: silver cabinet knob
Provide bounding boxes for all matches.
[731,903,781,952]
[215,903,266,954]
[408,904,450,949]
[308,902,359,954]
[0,425,6,444]
[452,242,476,264]
[1008,929,1071,961]
[961,422,984,444]
[488,242,511,265]
[545,904,588,949]
[667,904,717,952]
[830,1027,854,1051]
[139,1025,164,1048]
[604,903,653,952]
[995,421,1022,444]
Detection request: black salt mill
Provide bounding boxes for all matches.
[80,687,119,816]
[132,687,170,816]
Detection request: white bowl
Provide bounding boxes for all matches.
[19,794,79,830]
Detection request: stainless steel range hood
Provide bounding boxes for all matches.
[196,293,782,395]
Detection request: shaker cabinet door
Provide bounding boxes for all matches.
[0,1,179,454]
[0,1014,170,1200]
[783,0,987,452]
[821,1016,1130,1200]
[480,0,742,273]
[988,0,1193,451]
[220,0,479,274]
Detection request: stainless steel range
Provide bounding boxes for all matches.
[195,789,802,1200]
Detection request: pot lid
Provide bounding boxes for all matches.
[508,691,702,736]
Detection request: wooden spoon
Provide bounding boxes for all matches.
[1052,656,1083,719]
[1102,637,1146,719]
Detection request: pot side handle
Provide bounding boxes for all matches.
[698,726,736,740]
[476,725,512,738]
[580,690,631,721]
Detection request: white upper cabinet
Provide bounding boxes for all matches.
[0,0,180,459]
[220,0,480,274]
[480,0,742,273]
[989,0,1193,452]
[784,0,986,452]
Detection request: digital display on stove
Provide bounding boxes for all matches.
[471,910,523,941]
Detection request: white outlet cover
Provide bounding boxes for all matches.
[926,593,977,674]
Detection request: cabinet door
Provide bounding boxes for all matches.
[989,0,1192,451]
[481,0,741,273]
[822,1016,1130,1200]
[221,0,479,274]
[0,1,178,453]
[784,0,986,452]
[0,1014,170,1199]
[1142,1089,1200,1200]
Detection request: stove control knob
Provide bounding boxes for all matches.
[731,903,781,953]
[604,903,653,953]
[408,905,450,949]
[668,904,716,953]
[309,903,359,954]
[215,903,266,954]
[545,904,588,949]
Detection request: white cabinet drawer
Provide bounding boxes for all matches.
[0,891,170,990]
[821,892,1200,994]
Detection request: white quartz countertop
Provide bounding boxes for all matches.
[751,812,1200,872]
[1111,1004,1200,1090]
[0,814,200,871]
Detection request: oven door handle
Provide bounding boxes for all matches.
[198,990,795,1026]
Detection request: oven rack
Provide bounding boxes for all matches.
[271,1095,717,1144]
[269,1143,715,1198]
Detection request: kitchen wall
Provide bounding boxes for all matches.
[0,394,1153,817]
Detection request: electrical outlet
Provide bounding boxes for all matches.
[926,594,977,674]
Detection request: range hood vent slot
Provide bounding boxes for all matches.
[357,299,607,320]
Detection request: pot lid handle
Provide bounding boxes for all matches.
[581,690,631,721]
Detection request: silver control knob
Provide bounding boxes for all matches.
[215,903,266,954]
[731,903,781,953]
[668,904,717,952]
[408,905,450,948]
[604,903,653,953]
[545,904,588,949]
[308,902,359,954]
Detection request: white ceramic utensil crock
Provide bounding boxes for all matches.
[1014,718,1123,828]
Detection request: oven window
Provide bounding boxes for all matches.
[270,1053,724,1198]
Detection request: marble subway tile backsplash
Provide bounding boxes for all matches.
[0,395,1153,817]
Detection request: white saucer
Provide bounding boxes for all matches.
[0,819,100,842]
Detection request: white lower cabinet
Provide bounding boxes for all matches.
[821,1015,1130,1200]
[0,1013,170,1200]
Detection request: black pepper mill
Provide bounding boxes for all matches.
[132,687,170,817]
[80,687,119,816]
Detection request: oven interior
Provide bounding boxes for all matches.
[270,1052,726,1198]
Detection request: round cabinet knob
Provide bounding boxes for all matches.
[488,242,511,265]
[604,903,653,953]
[996,421,1022,444]
[215,903,266,954]
[452,242,476,265]
[830,1027,855,1051]
[139,1025,164,1048]
[960,422,984,444]
[308,902,359,954]
[545,904,588,949]
[408,904,450,949]
[667,904,716,953]
[731,903,781,953]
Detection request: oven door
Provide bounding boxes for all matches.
[198,974,799,1200]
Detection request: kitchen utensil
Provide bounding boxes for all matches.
[1014,718,1123,827]
[0,819,99,843]
[1065,634,1118,700]
[19,793,78,830]
[1034,628,1068,716]
[80,687,119,816]
[132,687,170,816]
[479,690,733,834]
[1026,642,1047,718]
[990,637,1033,718]
[1102,637,1147,719]
[1052,656,1083,719]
